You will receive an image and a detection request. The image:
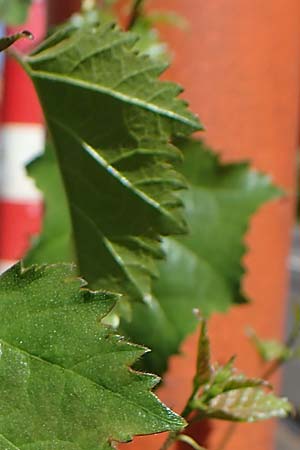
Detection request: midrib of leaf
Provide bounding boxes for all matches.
[26,29,194,126]
[0,338,171,425]
[48,116,172,214]
[70,203,150,300]
[24,68,199,129]
[0,434,20,450]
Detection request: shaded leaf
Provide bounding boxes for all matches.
[122,139,281,373]
[26,137,279,375]
[0,264,185,449]
[23,22,200,304]
[158,138,282,313]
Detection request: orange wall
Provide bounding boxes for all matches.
[128,1,299,449]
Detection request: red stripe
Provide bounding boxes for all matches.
[1,58,44,124]
[0,201,42,260]
[2,1,46,124]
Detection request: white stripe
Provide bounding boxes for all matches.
[0,124,45,201]
[0,260,16,274]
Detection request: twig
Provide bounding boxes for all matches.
[159,322,207,450]
[127,0,145,30]
[159,387,201,450]
[261,358,283,380]
[159,404,194,450]
[160,430,208,450]
[215,423,236,450]
[177,434,207,450]
[159,432,177,450]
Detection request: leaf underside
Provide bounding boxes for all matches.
[0,264,184,450]
[23,22,201,305]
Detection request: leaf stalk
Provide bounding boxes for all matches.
[127,0,145,29]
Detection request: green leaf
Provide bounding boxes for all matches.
[195,319,211,389]
[121,139,281,373]
[131,16,170,62]
[158,138,281,313]
[22,22,200,304]
[0,0,31,25]
[26,145,72,265]
[200,361,269,404]
[0,263,185,449]
[26,137,280,374]
[0,30,33,52]
[193,388,292,422]
[25,145,132,323]
[183,323,292,424]
[0,434,20,450]
[190,349,291,423]
[248,328,293,362]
